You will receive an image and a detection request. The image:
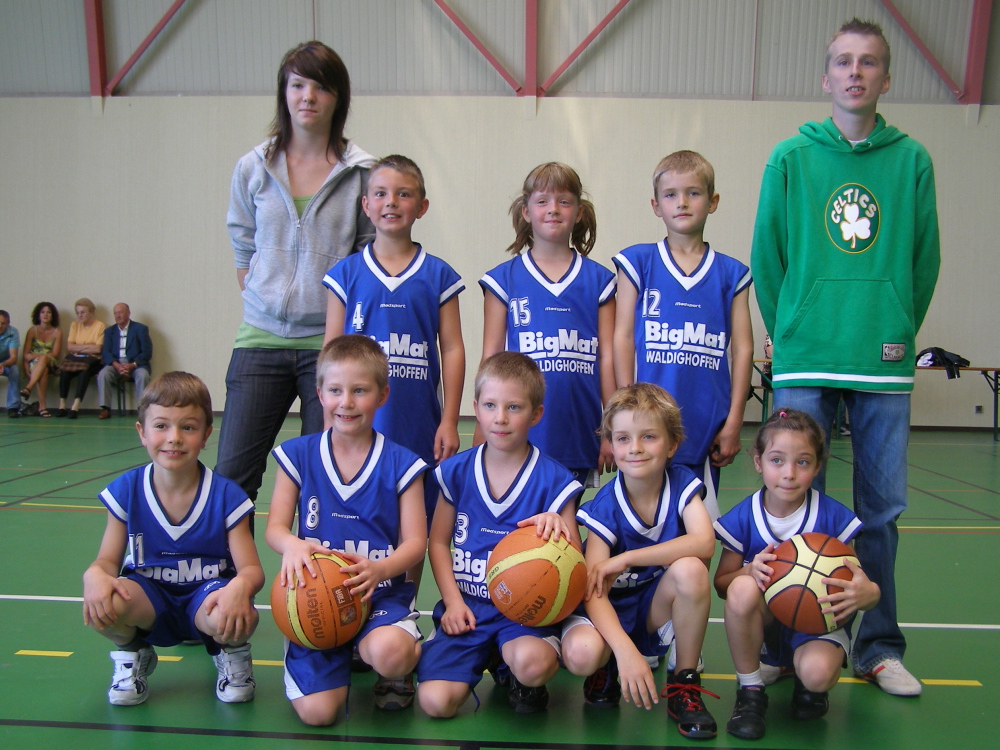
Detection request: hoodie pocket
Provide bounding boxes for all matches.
[779,279,914,366]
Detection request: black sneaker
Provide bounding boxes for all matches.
[663,668,719,739]
[726,685,768,740]
[791,677,829,720]
[583,656,621,708]
[507,674,549,714]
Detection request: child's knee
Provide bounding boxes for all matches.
[669,556,710,596]
[794,645,842,692]
[360,627,420,676]
[561,625,608,676]
[293,691,344,726]
[417,681,466,718]
[724,575,764,617]
[505,640,558,685]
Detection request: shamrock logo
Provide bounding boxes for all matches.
[826,184,879,254]
[839,203,871,249]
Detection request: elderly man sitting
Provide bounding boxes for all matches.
[97,303,152,419]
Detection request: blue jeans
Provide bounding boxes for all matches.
[214,348,323,502]
[2,364,21,409]
[773,387,910,673]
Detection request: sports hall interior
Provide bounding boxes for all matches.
[1,1,998,748]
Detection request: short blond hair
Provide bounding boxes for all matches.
[652,150,715,198]
[138,371,213,427]
[317,335,389,391]
[370,154,426,200]
[74,297,96,314]
[600,383,685,447]
[474,352,545,411]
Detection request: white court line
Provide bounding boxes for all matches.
[2,595,997,631]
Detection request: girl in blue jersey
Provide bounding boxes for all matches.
[713,409,879,740]
[566,383,718,740]
[479,163,616,487]
[83,373,263,707]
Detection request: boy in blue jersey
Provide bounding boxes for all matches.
[265,335,429,725]
[83,372,263,706]
[565,383,718,739]
[713,410,878,740]
[417,352,583,717]
[324,155,465,532]
[614,151,753,519]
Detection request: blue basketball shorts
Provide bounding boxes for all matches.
[126,572,232,649]
[283,581,420,699]
[416,596,560,687]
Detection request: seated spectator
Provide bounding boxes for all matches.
[58,298,106,419]
[97,303,152,419]
[0,310,20,418]
[21,302,62,418]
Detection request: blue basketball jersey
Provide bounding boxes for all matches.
[576,464,704,611]
[434,444,583,603]
[323,245,464,462]
[99,463,254,591]
[272,430,428,589]
[714,489,863,564]
[614,242,751,466]
[480,251,615,469]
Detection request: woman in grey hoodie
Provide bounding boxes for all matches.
[217,41,375,502]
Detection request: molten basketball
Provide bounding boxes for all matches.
[270,552,368,649]
[764,532,858,635]
[486,526,586,627]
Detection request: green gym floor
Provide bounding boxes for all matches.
[1,415,997,749]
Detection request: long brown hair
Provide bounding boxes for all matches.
[265,41,352,164]
[506,162,597,256]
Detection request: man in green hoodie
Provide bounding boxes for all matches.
[750,18,939,698]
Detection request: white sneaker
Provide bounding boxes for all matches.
[108,647,158,706]
[859,658,922,696]
[213,643,256,703]
[759,662,795,685]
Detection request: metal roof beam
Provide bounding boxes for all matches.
[434,0,523,94]
[961,0,993,105]
[539,0,631,95]
[104,0,190,97]
[83,0,107,99]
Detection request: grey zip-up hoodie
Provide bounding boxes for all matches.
[227,139,376,339]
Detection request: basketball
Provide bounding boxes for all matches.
[270,552,369,650]
[486,526,587,627]
[764,532,858,634]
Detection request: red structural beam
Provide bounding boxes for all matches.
[880,0,961,97]
[524,0,538,96]
[434,0,522,94]
[961,0,993,104]
[539,0,631,95]
[83,0,107,97]
[104,0,190,96]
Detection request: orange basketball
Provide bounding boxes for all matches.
[764,532,858,635]
[486,526,586,627]
[270,552,368,649]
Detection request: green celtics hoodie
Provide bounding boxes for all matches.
[751,115,940,391]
